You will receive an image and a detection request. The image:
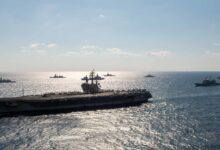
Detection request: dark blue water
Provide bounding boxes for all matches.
[0,72,220,149]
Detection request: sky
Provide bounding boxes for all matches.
[0,0,220,72]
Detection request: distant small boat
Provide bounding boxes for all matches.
[103,73,115,77]
[0,77,15,83]
[93,75,105,80]
[145,74,155,78]
[195,77,220,87]
[50,74,66,78]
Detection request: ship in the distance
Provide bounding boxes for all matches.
[0,77,15,83]
[103,72,115,77]
[195,77,220,87]
[145,74,155,78]
[50,74,66,78]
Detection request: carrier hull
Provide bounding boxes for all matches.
[0,90,152,117]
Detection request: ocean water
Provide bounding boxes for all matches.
[0,72,220,150]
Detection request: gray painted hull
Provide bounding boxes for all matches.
[0,90,152,117]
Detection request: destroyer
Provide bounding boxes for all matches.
[0,70,152,117]
[50,74,66,78]
[0,77,15,83]
[104,73,115,77]
[195,77,220,87]
[145,74,155,77]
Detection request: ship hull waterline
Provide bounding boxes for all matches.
[0,92,151,117]
[195,83,220,87]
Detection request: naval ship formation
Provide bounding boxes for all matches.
[0,70,152,117]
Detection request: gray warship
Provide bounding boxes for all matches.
[0,77,15,83]
[195,77,220,87]
[50,74,66,78]
[0,70,152,117]
[145,74,155,78]
[103,72,115,77]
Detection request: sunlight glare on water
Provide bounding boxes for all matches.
[0,72,220,149]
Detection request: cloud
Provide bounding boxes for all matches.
[80,45,101,55]
[20,46,27,49]
[205,51,220,56]
[81,45,97,49]
[20,48,46,55]
[57,51,79,57]
[98,14,106,18]
[8,58,16,63]
[80,51,95,55]
[57,50,95,57]
[19,42,57,55]
[66,51,78,55]
[29,43,45,49]
[213,43,220,46]
[27,43,57,49]
[47,43,57,48]
[59,47,139,57]
[56,13,61,17]
[108,48,140,56]
[145,50,172,57]
[34,50,46,54]
[57,45,99,57]
[46,44,173,59]
[109,48,120,53]
[20,49,29,53]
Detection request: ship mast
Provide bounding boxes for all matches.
[89,70,95,85]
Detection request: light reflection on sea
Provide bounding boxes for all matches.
[0,72,220,149]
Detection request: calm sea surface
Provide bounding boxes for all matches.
[0,72,220,149]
